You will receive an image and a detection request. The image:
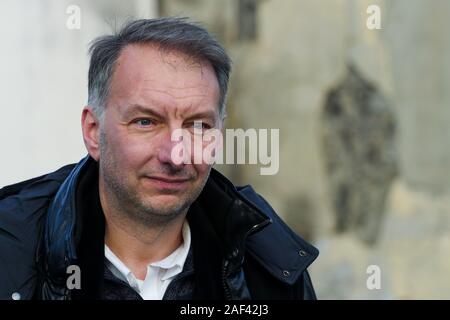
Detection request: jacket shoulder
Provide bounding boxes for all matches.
[0,164,75,200]
[0,163,75,299]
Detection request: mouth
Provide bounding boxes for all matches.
[143,175,192,191]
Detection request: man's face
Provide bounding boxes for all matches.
[97,44,221,225]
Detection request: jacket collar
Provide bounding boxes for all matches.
[205,170,319,285]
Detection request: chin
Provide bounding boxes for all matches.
[143,194,189,213]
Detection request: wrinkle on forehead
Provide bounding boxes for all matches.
[140,83,210,101]
[142,78,211,97]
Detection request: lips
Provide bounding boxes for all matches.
[147,176,191,183]
[143,175,191,190]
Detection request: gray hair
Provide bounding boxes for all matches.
[88,17,232,121]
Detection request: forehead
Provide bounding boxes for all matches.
[108,43,220,114]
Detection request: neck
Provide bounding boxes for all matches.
[99,183,186,280]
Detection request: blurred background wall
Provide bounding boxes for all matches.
[1,0,449,299]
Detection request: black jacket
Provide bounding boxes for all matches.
[0,155,319,300]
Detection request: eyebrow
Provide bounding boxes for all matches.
[184,110,218,123]
[122,104,165,120]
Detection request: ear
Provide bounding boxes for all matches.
[81,106,101,161]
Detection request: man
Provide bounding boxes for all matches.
[0,17,318,300]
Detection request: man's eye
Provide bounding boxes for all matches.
[134,119,154,126]
[192,122,211,130]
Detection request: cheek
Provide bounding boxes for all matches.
[190,137,221,164]
[106,132,152,171]
[124,141,155,171]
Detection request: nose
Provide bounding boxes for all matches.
[157,126,189,169]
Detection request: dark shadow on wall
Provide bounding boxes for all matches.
[321,64,398,246]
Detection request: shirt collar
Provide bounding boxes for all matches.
[153,220,191,280]
[105,220,191,283]
[104,244,133,281]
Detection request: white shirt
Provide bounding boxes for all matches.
[105,220,191,300]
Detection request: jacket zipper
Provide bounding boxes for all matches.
[221,218,272,301]
[222,260,232,300]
